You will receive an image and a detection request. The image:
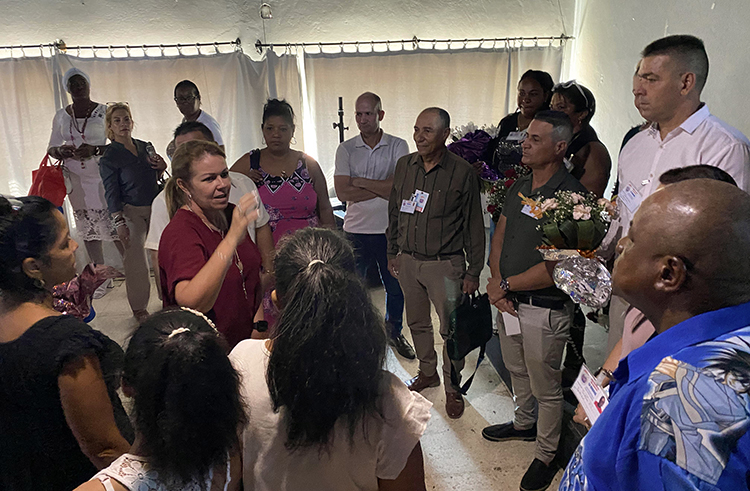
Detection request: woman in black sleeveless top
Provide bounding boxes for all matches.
[550,81,612,197]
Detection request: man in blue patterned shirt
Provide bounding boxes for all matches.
[560,178,750,490]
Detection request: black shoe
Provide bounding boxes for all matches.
[482,422,537,442]
[520,458,558,491]
[389,333,416,359]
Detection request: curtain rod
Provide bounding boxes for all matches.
[0,38,242,56]
[255,35,572,54]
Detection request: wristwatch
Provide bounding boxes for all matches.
[500,278,510,292]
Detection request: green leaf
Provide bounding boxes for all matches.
[542,222,567,248]
[577,220,595,250]
[559,220,578,248]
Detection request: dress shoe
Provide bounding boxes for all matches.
[520,458,558,491]
[405,371,440,392]
[389,333,416,359]
[445,391,465,419]
[482,422,537,442]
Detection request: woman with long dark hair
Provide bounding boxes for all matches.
[0,196,132,491]
[75,308,245,490]
[230,228,431,491]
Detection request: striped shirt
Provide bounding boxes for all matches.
[387,150,485,278]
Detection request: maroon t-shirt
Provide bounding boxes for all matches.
[159,207,262,348]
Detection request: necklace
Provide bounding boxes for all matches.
[68,102,96,168]
[187,204,247,300]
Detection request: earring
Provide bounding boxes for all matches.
[291,136,297,145]
[34,278,46,289]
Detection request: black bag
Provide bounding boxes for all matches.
[446,292,493,394]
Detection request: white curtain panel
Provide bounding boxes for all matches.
[0,51,292,197]
[300,45,564,188]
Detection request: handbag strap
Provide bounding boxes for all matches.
[450,343,486,396]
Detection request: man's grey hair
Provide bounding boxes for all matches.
[533,110,574,144]
[642,35,709,93]
[422,107,450,130]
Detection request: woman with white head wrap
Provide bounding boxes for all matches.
[48,68,124,268]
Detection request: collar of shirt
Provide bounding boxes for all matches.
[520,164,570,196]
[649,103,711,142]
[408,148,450,172]
[613,300,750,389]
[354,132,390,150]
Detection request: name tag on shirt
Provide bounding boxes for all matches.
[506,130,527,142]
[400,199,417,214]
[620,182,643,214]
[415,190,429,213]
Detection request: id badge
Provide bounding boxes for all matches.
[620,182,643,214]
[521,204,542,220]
[400,199,417,214]
[571,365,610,425]
[506,130,527,142]
[415,191,429,213]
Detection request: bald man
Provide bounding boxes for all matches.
[560,179,750,491]
[334,92,414,359]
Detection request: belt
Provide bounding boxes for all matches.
[514,293,569,310]
[402,251,463,261]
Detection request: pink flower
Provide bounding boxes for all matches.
[540,198,558,212]
[573,204,592,220]
[570,192,585,204]
[598,198,617,216]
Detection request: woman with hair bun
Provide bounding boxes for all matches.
[75,308,245,491]
[0,195,132,491]
[230,228,431,491]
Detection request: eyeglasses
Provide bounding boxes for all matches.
[174,96,197,104]
[106,101,130,107]
[554,80,590,111]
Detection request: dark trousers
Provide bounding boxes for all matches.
[347,233,404,337]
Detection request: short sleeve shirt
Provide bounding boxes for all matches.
[561,300,750,491]
[192,111,224,146]
[229,339,432,490]
[0,315,133,491]
[158,208,262,348]
[334,133,409,234]
[500,165,589,300]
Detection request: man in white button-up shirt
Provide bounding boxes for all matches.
[606,34,750,352]
[334,92,415,359]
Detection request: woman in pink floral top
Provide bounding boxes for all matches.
[231,99,335,327]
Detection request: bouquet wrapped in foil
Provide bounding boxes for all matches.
[52,263,124,319]
[532,191,617,307]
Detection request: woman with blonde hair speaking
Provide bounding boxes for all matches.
[159,140,263,348]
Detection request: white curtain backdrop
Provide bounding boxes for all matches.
[300,44,564,188]
[0,50,298,197]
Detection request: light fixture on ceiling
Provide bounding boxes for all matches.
[259,3,273,20]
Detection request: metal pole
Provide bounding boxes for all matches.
[332,96,348,143]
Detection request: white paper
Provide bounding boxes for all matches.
[415,191,429,213]
[502,312,521,336]
[571,365,610,425]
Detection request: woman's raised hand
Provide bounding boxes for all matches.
[227,192,260,246]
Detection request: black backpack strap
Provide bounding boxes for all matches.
[450,343,487,396]
[249,148,261,170]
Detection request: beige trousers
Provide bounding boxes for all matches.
[398,254,465,393]
[122,204,151,313]
[497,301,574,464]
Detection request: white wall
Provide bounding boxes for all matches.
[0,0,574,57]
[570,0,750,193]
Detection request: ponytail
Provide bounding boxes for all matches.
[164,178,186,219]
[268,228,387,450]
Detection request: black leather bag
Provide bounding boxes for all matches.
[447,292,494,394]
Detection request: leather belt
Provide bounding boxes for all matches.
[402,251,463,261]
[514,293,569,310]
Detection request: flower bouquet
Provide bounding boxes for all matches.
[52,263,124,320]
[534,191,617,307]
[486,164,532,221]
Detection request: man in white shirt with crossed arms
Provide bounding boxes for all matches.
[334,92,415,359]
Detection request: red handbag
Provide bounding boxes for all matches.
[29,154,67,207]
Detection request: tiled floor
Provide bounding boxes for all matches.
[89,264,609,490]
